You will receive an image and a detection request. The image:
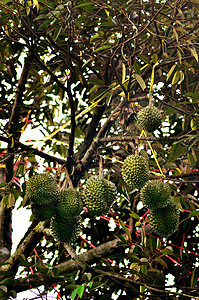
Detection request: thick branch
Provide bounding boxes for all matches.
[5,237,120,293]
[0,136,67,165]
[1,53,33,263]
[100,134,193,143]
[73,99,127,185]
[0,222,45,277]
[7,53,33,135]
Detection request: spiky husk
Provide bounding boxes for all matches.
[26,173,59,205]
[57,188,83,218]
[31,202,57,221]
[140,180,171,209]
[149,201,180,236]
[50,215,82,243]
[103,179,117,207]
[121,155,149,189]
[83,176,109,216]
[137,106,162,132]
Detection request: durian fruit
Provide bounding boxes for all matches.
[149,201,180,236]
[103,179,117,207]
[57,188,83,218]
[137,106,162,132]
[140,180,171,210]
[26,173,59,205]
[83,176,109,216]
[121,155,149,189]
[50,215,82,243]
[31,202,57,221]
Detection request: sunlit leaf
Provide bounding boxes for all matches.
[135,74,146,90]
[93,45,111,52]
[189,47,198,62]
[166,64,177,81]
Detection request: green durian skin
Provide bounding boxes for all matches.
[140,180,171,209]
[57,188,83,218]
[149,201,180,236]
[137,106,162,132]
[26,173,59,205]
[50,215,82,244]
[31,202,57,221]
[121,155,149,189]
[103,179,117,207]
[83,176,109,216]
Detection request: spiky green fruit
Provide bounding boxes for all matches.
[50,215,82,243]
[140,180,171,209]
[31,202,57,221]
[83,176,108,216]
[26,174,59,205]
[137,106,162,132]
[149,201,180,236]
[57,188,83,218]
[104,179,117,207]
[121,155,149,189]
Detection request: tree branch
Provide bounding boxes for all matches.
[99,134,193,143]
[1,52,33,263]
[73,99,127,185]
[4,237,120,293]
[0,136,67,165]
[0,221,45,278]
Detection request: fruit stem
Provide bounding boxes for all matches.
[148,93,153,108]
[99,156,104,178]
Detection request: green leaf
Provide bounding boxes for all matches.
[185,92,199,100]
[130,262,139,269]
[190,268,199,288]
[152,53,158,63]
[0,182,7,188]
[82,58,92,68]
[114,233,127,244]
[0,285,7,293]
[169,143,187,162]
[11,137,14,148]
[93,45,111,52]
[166,64,177,81]
[173,27,179,43]
[0,278,15,286]
[172,70,180,85]
[179,70,184,83]
[122,63,126,83]
[71,287,78,300]
[154,257,167,269]
[138,54,150,65]
[135,74,146,90]
[75,3,94,8]
[129,211,140,220]
[189,47,198,62]
[118,219,131,241]
[77,285,85,298]
[133,62,140,74]
[160,246,173,255]
[90,33,101,43]
[8,193,15,207]
[189,210,199,217]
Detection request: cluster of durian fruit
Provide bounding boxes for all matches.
[121,155,180,236]
[26,173,117,244]
[121,105,180,237]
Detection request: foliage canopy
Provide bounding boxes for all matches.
[0,0,199,299]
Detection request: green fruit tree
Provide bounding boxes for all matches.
[0,0,198,299]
